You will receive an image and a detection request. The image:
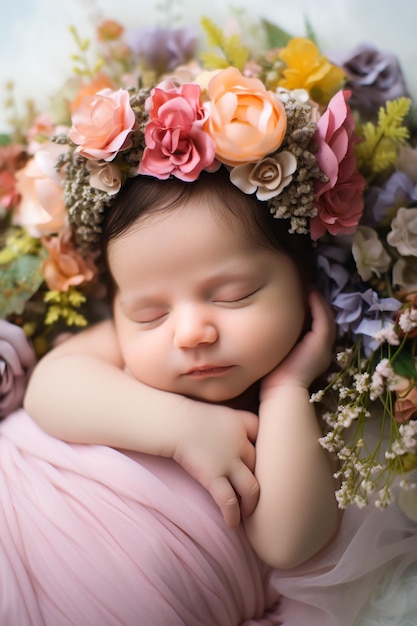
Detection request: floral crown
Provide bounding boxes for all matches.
[1,11,417,518]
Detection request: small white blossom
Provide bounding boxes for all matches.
[375,486,394,508]
[373,325,400,346]
[310,389,324,403]
[353,372,370,393]
[336,349,352,367]
[398,308,417,333]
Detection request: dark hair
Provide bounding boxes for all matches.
[101,167,316,297]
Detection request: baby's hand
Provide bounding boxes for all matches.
[172,403,259,528]
[261,291,335,400]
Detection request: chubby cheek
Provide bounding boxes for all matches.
[257,307,305,371]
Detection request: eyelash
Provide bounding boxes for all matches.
[213,288,259,304]
[135,288,259,323]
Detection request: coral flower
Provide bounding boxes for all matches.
[204,67,287,167]
[278,38,345,104]
[97,19,124,42]
[42,228,95,292]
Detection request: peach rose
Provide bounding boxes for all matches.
[13,142,67,237]
[42,228,95,291]
[68,88,136,161]
[70,73,117,114]
[204,67,287,167]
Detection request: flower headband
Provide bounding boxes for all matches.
[58,65,361,257]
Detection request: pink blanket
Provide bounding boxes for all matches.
[0,410,280,625]
[1,410,417,625]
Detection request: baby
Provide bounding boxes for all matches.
[25,167,339,568]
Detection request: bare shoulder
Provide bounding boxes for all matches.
[42,320,124,367]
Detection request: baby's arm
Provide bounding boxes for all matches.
[244,291,339,569]
[24,320,259,528]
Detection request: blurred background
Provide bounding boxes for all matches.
[1,0,416,131]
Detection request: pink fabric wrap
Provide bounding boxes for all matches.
[0,410,279,625]
[1,410,417,625]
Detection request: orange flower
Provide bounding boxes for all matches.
[42,229,95,291]
[203,67,287,167]
[71,73,117,114]
[97,19,124,42]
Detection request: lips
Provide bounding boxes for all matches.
[184,365,233,378]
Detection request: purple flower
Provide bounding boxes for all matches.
[0,320,36,418]
[331,44,408,116]
[364,171,417,226]
[125,26,198,73]
[332,288,401,354]
[316,243,352,301]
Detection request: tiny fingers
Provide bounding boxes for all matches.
[209,476,241,528]
[209,463,260,528]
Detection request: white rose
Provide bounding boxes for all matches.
[87,161,122,196]
[392,257,417,290]
[352,225,391,281]
[387,207,417,256]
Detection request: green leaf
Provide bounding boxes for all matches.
[0,134,11,146]
[261,19,293,48]
[304,16,317,45]
[392,349,417,381]
[0,254,44,317]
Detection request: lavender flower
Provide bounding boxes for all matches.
[332,44,408,116]
[0,320,36,418]
[364,171,417,226]
[124,26,198,73]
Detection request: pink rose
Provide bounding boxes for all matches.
[138,81,216,181]
[310,90,365,240]
[13,142,67,237]
[68,88,136,161]
[0,320,36,418]
[203,67,287,167]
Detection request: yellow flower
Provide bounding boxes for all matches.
[277,38,345,104]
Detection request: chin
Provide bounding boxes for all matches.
[191,382,260,412]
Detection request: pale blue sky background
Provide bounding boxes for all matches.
[1,0,416,131]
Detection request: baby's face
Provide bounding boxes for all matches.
[108,198,306,403]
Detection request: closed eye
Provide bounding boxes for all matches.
[135,309,169,325]
[213,288,260,305]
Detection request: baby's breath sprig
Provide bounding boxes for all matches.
[313,324,417,509]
